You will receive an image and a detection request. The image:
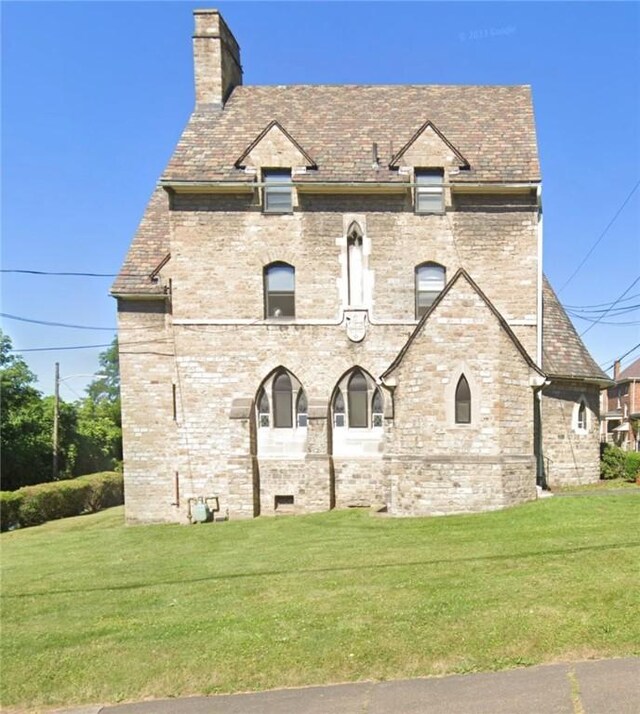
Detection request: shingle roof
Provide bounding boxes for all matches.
[163,84,540,184]
[111,187,169,296]
[542,277,610,383]
[617,356,640,381]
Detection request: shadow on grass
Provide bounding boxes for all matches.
[4,540,639,600]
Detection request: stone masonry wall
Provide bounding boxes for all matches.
[541,381,601,487]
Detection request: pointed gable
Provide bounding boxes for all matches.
[382,268,543,380]
[389,120,469,170]
[235,120,316,170]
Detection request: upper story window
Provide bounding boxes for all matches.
[346,222,364,306]
[455,375,471,424]
[415,169,444,214]
[415,262,446,317]
[263,169,292,213]
[264,263,295,318]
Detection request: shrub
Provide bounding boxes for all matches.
[624,451,640,482]
[0,472,123,530]
[600,444,626,480]
[0,491,23,532]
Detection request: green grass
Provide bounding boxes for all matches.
[1,497,639,711]
[552,478,638,493]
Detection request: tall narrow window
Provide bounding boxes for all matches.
[257,388,270,428]
[263,169,292,213]
[273,372,293,428]
[347,222,364,306]
[577,401,587,431]
[415,263,446,317]
[296,390,308,428]
[372,388,384,428]
[334,390,345,428]
[264,263,295,318]
[455,375,471,424]
[415,169,444,213]
[348,370,368,428]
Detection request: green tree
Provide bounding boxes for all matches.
[0,331,77,489]
[73,338,122,475]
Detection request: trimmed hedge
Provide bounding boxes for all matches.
[625,451,640,481]
[0,471,123,532]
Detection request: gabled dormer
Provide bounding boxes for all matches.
[235,121,316,213]
[390,120,469,213]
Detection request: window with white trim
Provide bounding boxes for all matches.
[415,262,446,317]
[263,169,292,213]
[415,169,444,213]
[264,263,295,318]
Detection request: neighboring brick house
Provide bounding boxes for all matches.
[601,357,640,451]
[112,9,610,523]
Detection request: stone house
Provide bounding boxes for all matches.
[601,357,640,450]
[112,9,610,523]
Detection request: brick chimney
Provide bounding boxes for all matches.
[613,359,621,380]
[192,9,242,109]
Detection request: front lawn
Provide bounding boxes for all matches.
[1,497,638,711]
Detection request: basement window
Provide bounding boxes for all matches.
[274,495,294,510]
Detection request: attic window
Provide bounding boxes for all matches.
[415,169,444,213]
[263,169,292,213]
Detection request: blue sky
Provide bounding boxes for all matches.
[2,1,639,398]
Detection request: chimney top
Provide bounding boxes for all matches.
[613,359,621,380]
[192,9,242,109]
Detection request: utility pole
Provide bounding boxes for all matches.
[52,361,60,480]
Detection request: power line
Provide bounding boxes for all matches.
[566,303,640,315]
[580,274,640,337]
[570,314,640,326]
[1,313,117,331]
[0,269,153,278]
[563,292,640,309]
[599,341,640,371]
[557,178,640,294]
[10,343,113,353]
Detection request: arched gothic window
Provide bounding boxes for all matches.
[348,370,368,428]
[415,262,446,318]
[264,263,295,318]
[577,400,587,432]
[455,375,471,424]
[347,222,364,306]
[333,390,345,428]
[257,388,270,428]
[273,371,293,428]
[296,390,308,428]
[372,388,384,427]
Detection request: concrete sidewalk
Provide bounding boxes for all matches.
[56,658,639,714]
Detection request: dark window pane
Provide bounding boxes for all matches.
[273,373,293,428]
[297,390,307,415]
[348,371,368,428]
[416,264,445,317]
[258,389,269,414]
[265,264,295,318]
[372,389,383,414]
[334,390,345,414]
[267,292,295,317]
[455,375,471,424]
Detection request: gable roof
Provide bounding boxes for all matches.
[111,186,170,297]
[382,268,544,380]
[389,119,470,169]
[541,276,610,384]
[163,84,539,184]
[234,120,317,169]
[617,356,640,382]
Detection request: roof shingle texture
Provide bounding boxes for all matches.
[617,357,640,381]
[542,277,609,382]
[163,84,540,184]
[111,187,169,296]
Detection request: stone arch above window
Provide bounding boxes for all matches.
[264,262,295,318]
[331,367,386,430]
[415,262,446,318]
[348,370,368,428]
[455,374,471,424]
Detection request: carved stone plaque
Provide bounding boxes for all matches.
[345,311,368,343]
